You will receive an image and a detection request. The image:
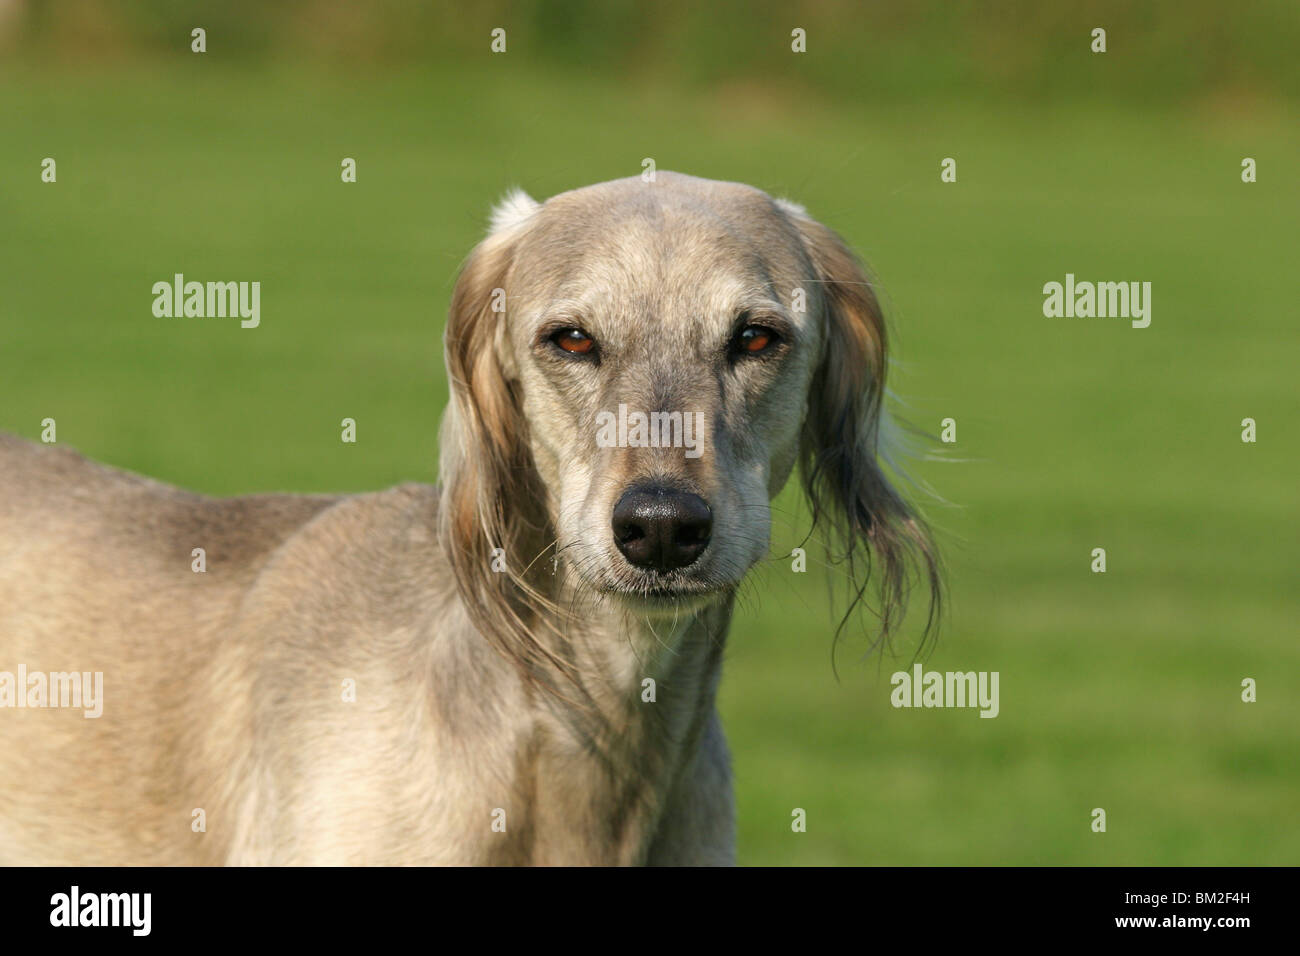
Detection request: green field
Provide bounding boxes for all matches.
[2,52,1296,864]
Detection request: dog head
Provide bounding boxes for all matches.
[439,172,939,679]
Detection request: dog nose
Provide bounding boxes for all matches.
[611,487,713,571]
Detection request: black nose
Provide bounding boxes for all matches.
[612,487,713,572]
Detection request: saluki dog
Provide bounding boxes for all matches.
[0,172,939,865]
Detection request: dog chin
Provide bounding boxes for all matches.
[611,589,723,616]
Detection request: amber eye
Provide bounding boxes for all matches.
[552,328,595,355]
[733,325,777,355]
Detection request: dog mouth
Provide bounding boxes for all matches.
[598,569,733,611]
[606,586,726,615]
[615,581,714,599]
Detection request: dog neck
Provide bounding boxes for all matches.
[559,588,731,707]
[506,572,734,863]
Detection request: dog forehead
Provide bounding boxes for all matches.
[514,175,807,309]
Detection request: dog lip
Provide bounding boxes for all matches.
[601,576,729,601]
[640,586,705,598]
[607,588,726,614]
[603,584,710,598]
[590,555,743,600]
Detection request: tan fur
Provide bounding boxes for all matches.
[0,172,937,865]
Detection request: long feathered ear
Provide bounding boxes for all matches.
[779,200,943,652]
[437,190,579,691]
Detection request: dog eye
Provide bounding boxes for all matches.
[551,328,596,355]
[732,325,779,356]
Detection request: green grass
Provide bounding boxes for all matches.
[1,59,1296,864]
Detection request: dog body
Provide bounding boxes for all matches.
[0,173,936,865]
[0,440,729,864]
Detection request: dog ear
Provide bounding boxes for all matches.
[779,201,942,650]
[438,191,577,689]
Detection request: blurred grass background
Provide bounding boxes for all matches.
[1,0,1296,864]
